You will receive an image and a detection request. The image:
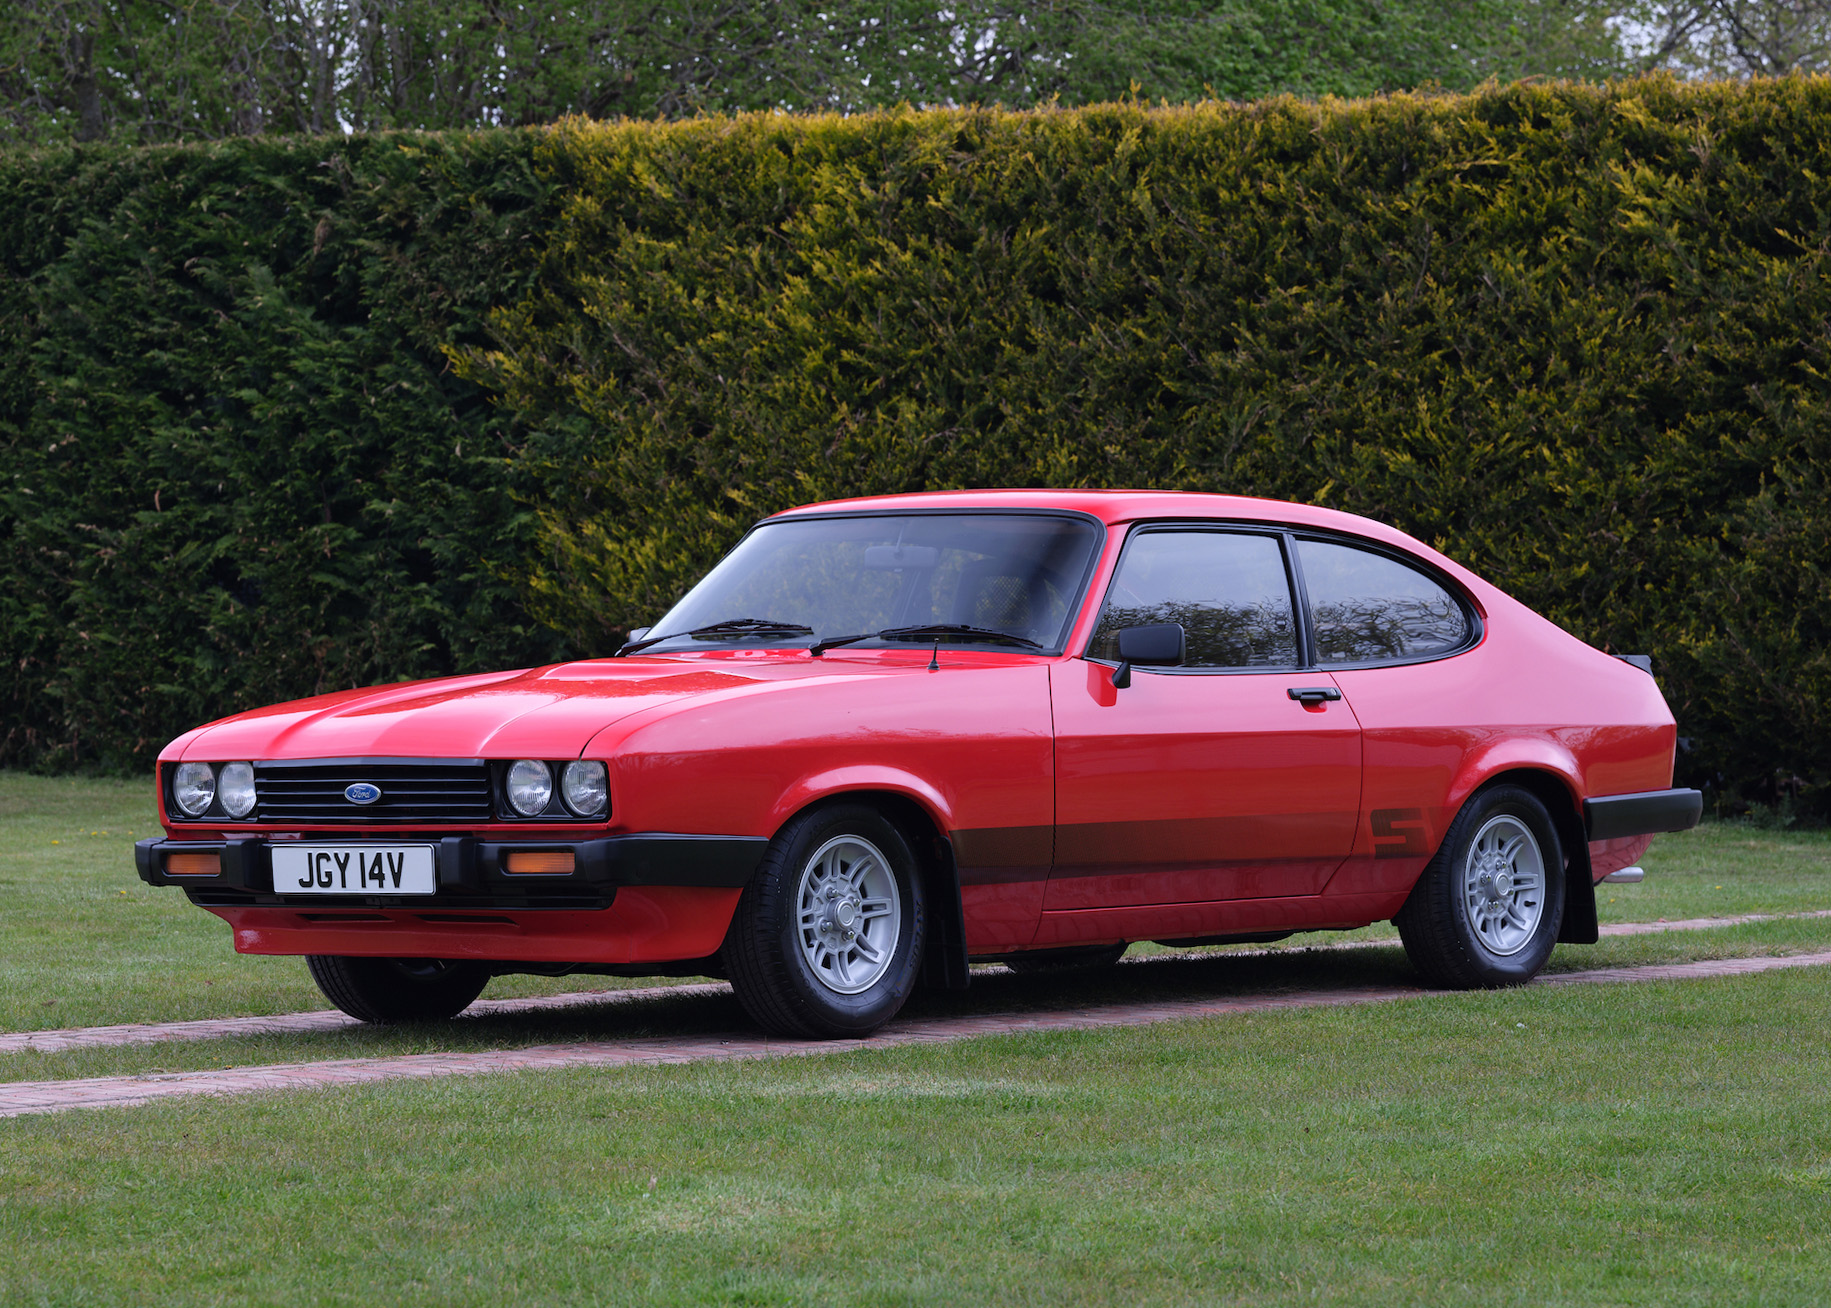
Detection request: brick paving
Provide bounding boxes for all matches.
[0,981,731,1055]
[4,948,1829,1120]
[8,908,1826,1058]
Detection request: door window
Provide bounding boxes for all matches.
[1089,531,1298,669]
[1296,538,1471,665]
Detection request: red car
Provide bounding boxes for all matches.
[137,490,1700,1037]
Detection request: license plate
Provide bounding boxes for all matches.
[271,845,437,896]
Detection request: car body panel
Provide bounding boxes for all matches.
[141,489,1691,975]
[1049,665,1361,908]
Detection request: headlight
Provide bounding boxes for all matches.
[561,760,609,817]
[506,759,553,817]
[218,762,257,818]
[172,762,216,817]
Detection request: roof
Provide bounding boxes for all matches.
[767,488,1436,561]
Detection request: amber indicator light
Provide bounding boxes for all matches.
[164,852,222,877]
[504,850,575,875]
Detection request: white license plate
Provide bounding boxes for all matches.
[271,845,437,896]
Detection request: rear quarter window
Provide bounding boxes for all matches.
[1297,538,1473,665]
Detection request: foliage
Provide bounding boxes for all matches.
[0,0,1619,148]
[457,79,1831,803]
[6,80,1831,803]
[1623,1,1831,76]
[0,129,565,771]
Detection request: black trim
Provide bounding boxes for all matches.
[134,832,767,909]
[602,834,768,887]
[924,835,972,991]
[1584,789,1703,841]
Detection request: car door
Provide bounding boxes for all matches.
[1047,526,1363,910]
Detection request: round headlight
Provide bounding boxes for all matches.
[506,759,553,817]
[561,760,609,817]
[172,762,216,817]
[219,762,257,818]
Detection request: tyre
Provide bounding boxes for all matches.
[724,803,926,1039]
[305,955,490,1023]
[1395,784,1566,988]
[1003,943,1128,975]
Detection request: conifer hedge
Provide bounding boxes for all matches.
[0,130,565,770]
[4,79,1829,808]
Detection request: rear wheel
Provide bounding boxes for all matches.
[724,803,926,1038]
[1396,784,1566,988]
[305,956,490,1023]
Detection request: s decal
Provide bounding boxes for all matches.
[1371,808,1429,859]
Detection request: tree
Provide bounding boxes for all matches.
[1623,2,1831,75]
[0,0,1636,148]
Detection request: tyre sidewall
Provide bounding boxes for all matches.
[1439,785,1566,984]
[764,804,926,1036]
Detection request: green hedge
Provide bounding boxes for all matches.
[5,79,1829,808]
[0,130,564,771]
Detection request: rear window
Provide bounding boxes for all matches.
[1297,538,1472,665]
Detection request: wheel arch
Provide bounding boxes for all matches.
[1452,766,1597,945]
[768,785,970,992]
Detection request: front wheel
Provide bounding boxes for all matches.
[724,803,926,1038]
[305,956,490,1023]
[1395,784,1566,988]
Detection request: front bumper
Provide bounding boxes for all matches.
[134,833,766,911]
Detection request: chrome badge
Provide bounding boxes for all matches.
[344,782,382,806]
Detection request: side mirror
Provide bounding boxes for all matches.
[1112,623,1185,689]
[626,627,652,644]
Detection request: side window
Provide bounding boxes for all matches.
[1090,531,1298,669]
[1297,538,1471,665]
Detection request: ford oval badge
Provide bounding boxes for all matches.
[344,782,382,805]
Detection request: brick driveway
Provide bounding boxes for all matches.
[9,908,1825,1058]
[4,948,1828,1119]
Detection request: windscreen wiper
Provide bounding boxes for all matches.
[875,624,1045,650]
[807,631,875,657]
[809,623,1047,658]
[618,617,814,656]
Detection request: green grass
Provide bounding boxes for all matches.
[4,774,1831,1303]
[3,968,1829,1305]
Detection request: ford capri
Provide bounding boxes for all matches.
[136,490,1701,1037]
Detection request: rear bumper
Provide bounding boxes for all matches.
[1584,789,1703,841]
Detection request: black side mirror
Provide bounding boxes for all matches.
[1112,623,1185,689]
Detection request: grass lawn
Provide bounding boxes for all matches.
[4,774,1830,1304]
[3,967,1829,1305]
[4,772,1830,1033]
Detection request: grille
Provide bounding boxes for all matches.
[255,760,492,824]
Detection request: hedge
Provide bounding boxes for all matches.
[5,78,1830,808]
[0,130,564,771]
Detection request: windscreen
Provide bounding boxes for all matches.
[643,513,1103,652]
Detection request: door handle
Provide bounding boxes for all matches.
[1287,686,1342,705]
